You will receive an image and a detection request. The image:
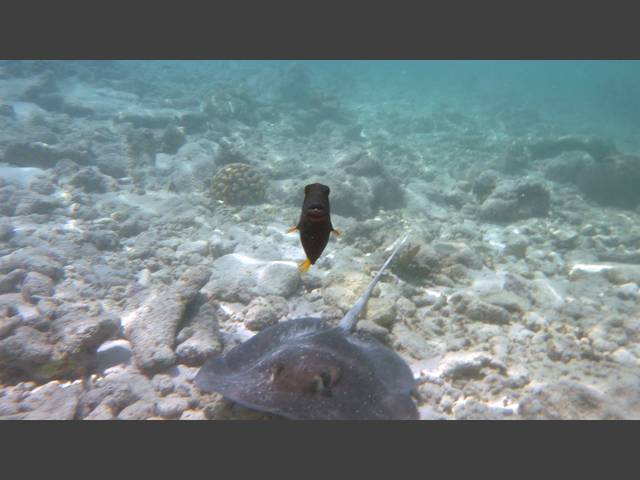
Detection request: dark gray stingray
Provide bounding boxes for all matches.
[195,235,419,420]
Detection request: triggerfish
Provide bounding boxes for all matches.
[288,183,340,273]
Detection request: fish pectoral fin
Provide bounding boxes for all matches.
[286,226,298,233]
[332,228,341,237]
[298,258,312,273]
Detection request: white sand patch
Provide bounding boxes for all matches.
[217,302,242,317]
[136,269,151,287]
[423,287,446,298]
[96,339,131,353]
[486,397,518,412]
[569,263,614,275]
[60,219,84,232]
[99,364,129,378]
[6,101,47,120]
[227,253,299,282]
[483,229,506,250]
[469,267,508,294]
[60,82,140,114]
[411,354,445,381]
[531,274,566,308]
[0,165,45,187]
[230,253,266,266]
[116,191,179,215]
[257,260,298,272]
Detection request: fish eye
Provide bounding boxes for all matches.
[304,185,311,195]
[323,186,330,194]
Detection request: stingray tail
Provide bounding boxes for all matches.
[338,234,408,332]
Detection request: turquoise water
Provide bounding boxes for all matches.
[112,59,640,144]
[0,60,639,420]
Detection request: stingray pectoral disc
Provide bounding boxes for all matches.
[194,318,419,420]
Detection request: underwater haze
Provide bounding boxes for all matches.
[0,60,639,420]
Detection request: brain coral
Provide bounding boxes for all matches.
[210,163,267,206]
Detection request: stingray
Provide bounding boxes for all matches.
[195,234,420,420]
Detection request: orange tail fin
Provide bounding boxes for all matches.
[298,258,312,273]
[287,226,298,233]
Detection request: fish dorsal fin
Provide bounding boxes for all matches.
[338,234,408,332]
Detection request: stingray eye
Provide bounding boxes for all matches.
[312,368,340,396]
[312,374,330,396]
[319,371,332,387]
[324,186,330,195]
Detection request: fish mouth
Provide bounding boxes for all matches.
[306,206,326,218]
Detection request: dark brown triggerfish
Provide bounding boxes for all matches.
[288,183,340,273]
